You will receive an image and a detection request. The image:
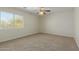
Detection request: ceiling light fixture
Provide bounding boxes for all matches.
[39,11,46,15]
[38,7,51,16]
[38,7,46,16]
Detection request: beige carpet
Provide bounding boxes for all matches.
[0,33,78,51]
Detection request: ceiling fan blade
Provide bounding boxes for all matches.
[45,10,51,12]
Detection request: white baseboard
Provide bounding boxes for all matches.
[40,32,74,38]
[74,37,79,48]
[0,32,39,43]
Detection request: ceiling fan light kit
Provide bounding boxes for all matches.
[38,11,46,15]
[39,7,46,16]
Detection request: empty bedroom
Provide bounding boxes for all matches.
[0,7,79,51]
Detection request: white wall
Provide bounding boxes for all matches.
[40,10,74,37]
[74,8,79,48]
[0,8,39,42]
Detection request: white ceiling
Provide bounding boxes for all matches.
[18,7,73,15]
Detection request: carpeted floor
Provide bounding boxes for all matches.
[0,33,78,51]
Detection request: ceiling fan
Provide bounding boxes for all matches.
[23,7,51,15]
[38,7,51,16]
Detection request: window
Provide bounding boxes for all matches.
[0,12,24,29]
